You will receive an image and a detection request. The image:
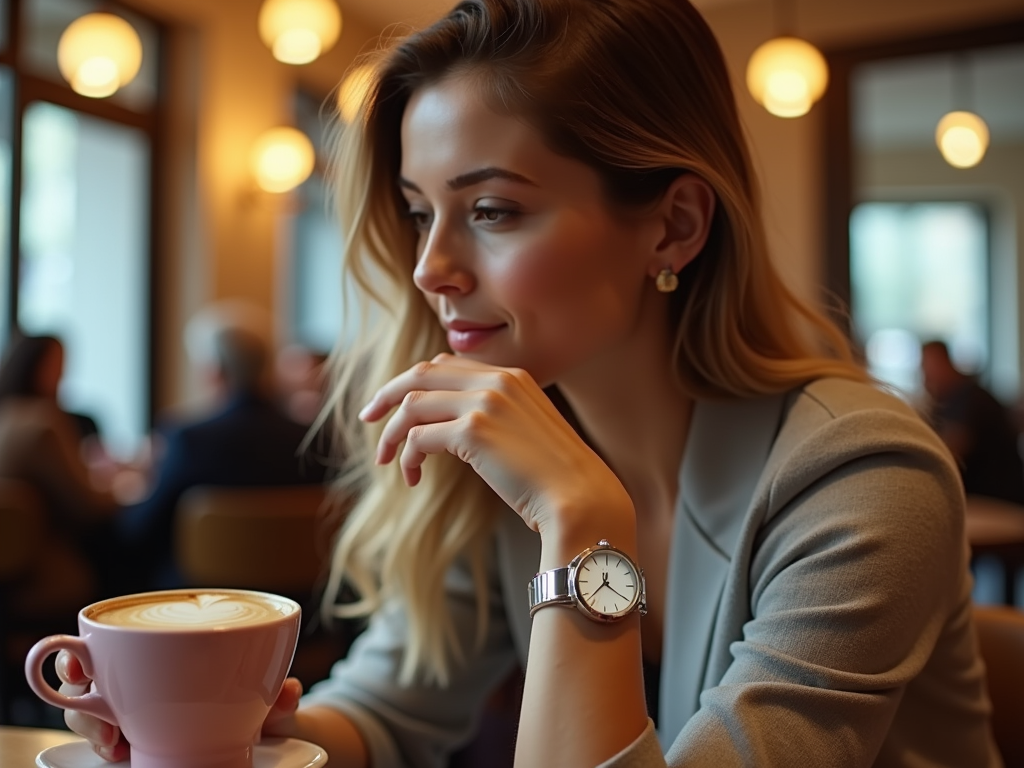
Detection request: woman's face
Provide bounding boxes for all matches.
[399,76,666,387]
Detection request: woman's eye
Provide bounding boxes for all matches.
[473,207,517,224]
[405,210,433,231]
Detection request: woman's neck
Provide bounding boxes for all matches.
[556,317,693,519]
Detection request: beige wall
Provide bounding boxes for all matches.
[122,0,378,409]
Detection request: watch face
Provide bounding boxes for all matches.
[572,547,641,620]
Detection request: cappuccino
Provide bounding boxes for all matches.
[88,591,295,630]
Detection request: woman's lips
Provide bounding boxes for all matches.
[446,324,506,352]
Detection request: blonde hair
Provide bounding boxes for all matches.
[321,0,867,686]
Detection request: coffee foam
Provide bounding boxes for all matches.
[90,592,295,630]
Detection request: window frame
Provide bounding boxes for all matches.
[0,0,166,427]
[820,15,1024,317]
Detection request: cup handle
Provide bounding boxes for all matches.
[24,635,117,725]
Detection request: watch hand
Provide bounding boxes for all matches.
[588,582,608,598]
[606,585,631,602]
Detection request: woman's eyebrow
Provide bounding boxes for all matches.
[397,167,537,194]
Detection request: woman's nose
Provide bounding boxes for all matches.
[412,226,475,296]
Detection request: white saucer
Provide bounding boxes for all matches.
[36,737,328,768]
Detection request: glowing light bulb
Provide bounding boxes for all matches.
[258,0,341,65]
[57,13,143,98]
[251,127,316,193]
[746,36,828,118]
[935,111,989,169]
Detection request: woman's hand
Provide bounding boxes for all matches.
[56,650,304,761]
[261,678,304,738]
[359,354,635,543]
[56,650,129,763]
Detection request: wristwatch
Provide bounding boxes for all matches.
[528,540,647,622]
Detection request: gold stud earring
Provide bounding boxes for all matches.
[655,268,679,293]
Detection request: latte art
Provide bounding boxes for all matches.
[91,592,294,630]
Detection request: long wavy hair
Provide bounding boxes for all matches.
[320,0,867,686]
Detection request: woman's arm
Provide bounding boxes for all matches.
[515,515,649,768]
[362,355,656,768]
[272,703,369,768]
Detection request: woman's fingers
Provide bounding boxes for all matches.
[375,389,468,466]
[56,652,128,762]
[360,357,524,422]
[55,650,87,686]
[262,678,303,738]
[62,689,121,750]
[93,734,130,763]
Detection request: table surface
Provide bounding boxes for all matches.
[0,726,83,767]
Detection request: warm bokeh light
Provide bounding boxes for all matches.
[250,127,316,193]
[746,36,829,118]
[935,111,990,169]
[258,0,341,65]
[57,13,143,98]
[337,64,375,124]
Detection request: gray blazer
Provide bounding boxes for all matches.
[305,378,1001,767]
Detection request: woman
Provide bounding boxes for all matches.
[0,334,117,615]
[61,0,998,765]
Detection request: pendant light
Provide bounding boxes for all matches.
[745,0,828,118]
[251,127,316,193]
[936,55,989,169]
[57,13,143,98]
[258,0,342,65]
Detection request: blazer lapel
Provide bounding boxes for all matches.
[659,393,786,745]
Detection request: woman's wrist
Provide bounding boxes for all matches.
[291,706,369,768]
[537,498,638,571]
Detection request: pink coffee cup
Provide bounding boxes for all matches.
[25,588,301,768]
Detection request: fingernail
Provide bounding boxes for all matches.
[358,401,374,420]
[97,745,114,761]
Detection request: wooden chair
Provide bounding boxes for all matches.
[174,484,353,689]
[0,479,48,724]
[974,605,1024,766]
[174,484,337,595]
[0,478,46,584]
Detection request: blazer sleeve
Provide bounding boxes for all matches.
[301,553,519,768]
[600,406,974,768]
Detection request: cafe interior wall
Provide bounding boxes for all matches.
[113,0,378,411]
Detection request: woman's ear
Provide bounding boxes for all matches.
[647,173,716,279]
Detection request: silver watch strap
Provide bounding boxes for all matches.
[528,567,574,617]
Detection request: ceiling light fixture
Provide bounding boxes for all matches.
[745,0,827,118]
[250,127,316,193]
[936,55,989,169]
[258,0,342,65]
[57,13,143,98]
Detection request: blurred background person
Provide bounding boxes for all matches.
[920,339,1024,505]
[275,343,330,427]
[0,333,118,611]
[117,301,328,591]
